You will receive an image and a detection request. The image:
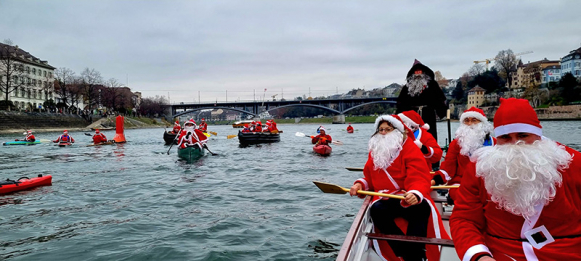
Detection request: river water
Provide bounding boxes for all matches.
[1,121,580,261]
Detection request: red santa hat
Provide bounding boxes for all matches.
[63,130,68,134]
[95,129,100,134]
[460,107,488,124]
[27,130,32,134]
[374,115,405,133]
[397,110,429,130]
[174,121,180,125]
[319,126,326,132]
[493,98,542,137]
[185,119,196,126]
[201,118,205,121]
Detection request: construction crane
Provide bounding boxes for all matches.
[474,51,533,70]
[271,94,278,101]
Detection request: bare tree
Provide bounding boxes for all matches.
[493,49,518,87]
[468,63,485,77]
[54,67,76,111]
[0,42,27,110]
[80,68,103,112]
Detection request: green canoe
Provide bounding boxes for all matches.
[177,145,206,162]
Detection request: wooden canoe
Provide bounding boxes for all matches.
[177,145,205,162]
[164,131,178,145]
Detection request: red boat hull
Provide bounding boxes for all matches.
[0,175,52,195]
[313,144,332,156]
[347,129,354,133]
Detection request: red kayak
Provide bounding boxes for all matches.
[0,175,52,195]
[313,144,332,156]
[347,129,354,133]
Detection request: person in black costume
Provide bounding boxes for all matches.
[396,59,448,143]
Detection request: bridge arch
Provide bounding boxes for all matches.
[341,101,397,114]
[173,106,256,118]
[265,103,341,114]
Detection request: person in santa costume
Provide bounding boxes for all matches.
[171,121,181,134]
[396,59,448,143]
[255,121,263,132]
[241,124,251,133]
[311,127,332,146]
[346,123,354,133]
[53,130,75,144]
[249,121,257,132]
[92,129,108,144]
[450,98,581,261]
[16,130,35,142]
[269,120,279,133]
[398,110,442,170]
[177,119,208,149]
[432,107,495,203]
[198,118,208,132]
[349,115,449,261]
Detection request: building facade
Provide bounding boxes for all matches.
[508,59,560,89]
[467,85,485,107]
[542,65,561,85]
[561,46,581,78]
[0,43,56,111]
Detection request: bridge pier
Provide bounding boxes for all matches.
[332,114,345,124]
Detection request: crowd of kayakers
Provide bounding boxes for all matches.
[240,120,279,133]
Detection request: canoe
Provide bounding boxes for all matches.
[337,192,458,261]
[57,143,72,147]
[2,141,41,146]
[313,144,332,156]
[164,131,178,145]
[87,141,115,147]
[238,131,280,145]
[177,145,206,162]
[0,175,52,195]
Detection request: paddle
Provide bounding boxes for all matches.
[85,133,92,136]
[166,128,182,155]
[313,181,405,200]
[202,144,218,156]
[209,131,218,136]
[227,134,237,139]
[295,132,343,145]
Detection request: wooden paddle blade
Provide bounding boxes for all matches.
[209,131,218,136]
[227,135,237,139]
[345,167,364,171]
[313,181,349,194]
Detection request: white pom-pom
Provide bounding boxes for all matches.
[422,123,430,130]
[414,140,423,148]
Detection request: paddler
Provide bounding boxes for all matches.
[397,110,442,170]
[171,120,181,134]
[451,98,581,261]
[53,130,75,144]
[254,121,263,132]
[198,118,208,132]
[346,123,354,132]
[349,115,449,261]
[241,124,251,133]
[311,126,332,146]
[177,119,208,149]
[92,129,108,144]
[16,130,35,142]
[432,107,495,204]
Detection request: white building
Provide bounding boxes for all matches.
[0,43,56,111]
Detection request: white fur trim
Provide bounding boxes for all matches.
[424,147,435,158]
[414,139,423,148]
[374,115,404,133]
[397,113,417,128]
[439,170,451,181]
[407,190,424,203]
[460,111,488,124]
[494,123,542,137]
[422,123,430,130]
[463,244,492,261]
[355,178,369,191]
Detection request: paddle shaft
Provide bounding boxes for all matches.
[203,144,217,156]
[166,127,182,155]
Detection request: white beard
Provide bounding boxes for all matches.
[455,122,493,156]
[369,131,404,170]
[184,126,195,133]
[406,74,431,97]
[473,139,572,220]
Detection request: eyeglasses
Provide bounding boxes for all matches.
[378,127,394,133]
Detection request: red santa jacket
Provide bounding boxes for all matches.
[198,122,208,132]
[414,128,443,169]
[25,134,36,142]
[311,134,332,145]
[450,144,581,261]
[93,133,107,144]
[54,135,75,143]
[346,125,354,132]
[355,137,450,261]
[177,129,208,149]
[172,125,181,134]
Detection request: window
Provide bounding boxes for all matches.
[32,79,36,86]
[550,76,554,81]
[48,72,52,78]
[21,88,25,97]
[26,66,30,73]
[33,90,37,99]
[32,68,36,74]
[44,71,47,77]
[543,77,546,82]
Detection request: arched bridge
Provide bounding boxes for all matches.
[169,97,397,118]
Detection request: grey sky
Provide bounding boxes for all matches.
[2,0,580,103]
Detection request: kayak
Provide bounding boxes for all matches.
[313,144,332,156]
[87,141,115,147]
[337,192,457,261]
[0,175,52,195]
[347,129,354,133]
[177,144,206,162]
[57,143,72,147]
[3,141,41,146]
[163,131,178,145]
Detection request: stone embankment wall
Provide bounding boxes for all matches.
[0,111,89,131]
[479,105,581,120]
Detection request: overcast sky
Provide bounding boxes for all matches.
[2,0,580,103]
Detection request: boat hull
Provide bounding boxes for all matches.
[313,144,332,156]
[347,129,354,133]
[0,175,52,195]
[238,131,280,144]
[177,145,205,162]
[164,131,178,145]
[2,141,41,145]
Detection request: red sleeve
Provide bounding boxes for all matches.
[177,132,186,145]
[402,141,432,200]
[311,135,318,144]
[420,131,442,164]
[71,137,75,142]
[438,139,460,182]
[326,135,332,143]
[449,162,491,261]
[194,129,208,141]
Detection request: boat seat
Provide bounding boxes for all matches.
[366,233,454,247]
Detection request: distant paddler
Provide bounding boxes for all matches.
[198,118,208,132]
[171,120,181,134]
[53,130,75,144]
[348,114,449,261]
[15,130,36,142]
[92,129,108,145]
[112,115,126,143]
